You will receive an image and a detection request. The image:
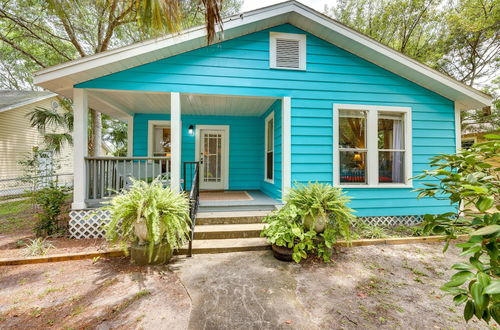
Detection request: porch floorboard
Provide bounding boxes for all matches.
[198,190,280,208]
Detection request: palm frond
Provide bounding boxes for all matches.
[42,133,73,153]
[27,106,66,134]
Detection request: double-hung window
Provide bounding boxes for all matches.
[334,104,412,187]
[265,112,274,183]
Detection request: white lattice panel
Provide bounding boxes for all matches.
[69,209,111,239]
[359,215,424,226]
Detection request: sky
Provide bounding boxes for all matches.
[241,0,329,12]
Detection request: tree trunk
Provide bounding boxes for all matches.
[90,109,102,156]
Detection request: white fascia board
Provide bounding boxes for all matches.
[34,3,294,86]
[34,0,491,109]
[288,5,491,108]
[0,93,57,113]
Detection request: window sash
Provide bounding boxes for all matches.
[335,106,410,187]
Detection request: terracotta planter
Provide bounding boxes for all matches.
[130,242,173,266]
[271,244,294,262]
[303,214,329,233]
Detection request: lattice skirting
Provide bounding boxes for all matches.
[70,208,427,239]
[359,215,424,226]
[69,209,111,239]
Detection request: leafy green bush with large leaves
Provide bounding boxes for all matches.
[104,178,191,261]
[261,182,354,262]
[414,134,499,324]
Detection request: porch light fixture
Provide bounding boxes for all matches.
[188,125,194,135]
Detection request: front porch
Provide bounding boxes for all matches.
[73,89,291,211]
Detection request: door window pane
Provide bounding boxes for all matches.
[339,151,367,184]
[339,110,366,149]
[379,151,405,183]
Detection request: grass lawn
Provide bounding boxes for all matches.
[0,199,35,234]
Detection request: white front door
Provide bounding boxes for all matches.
[197,127,228,190]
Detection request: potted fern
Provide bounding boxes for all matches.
[104,178,191,265]
[286,182,355,233]
[262,182,354,262]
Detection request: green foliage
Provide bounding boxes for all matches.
[33,185,69,237]
[261,183,354,263]
[414,136,500,324]
[104,178,191,262]
[23,238,54,256]
[285,182,355,238]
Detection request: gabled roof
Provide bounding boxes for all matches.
[0,90,56,113]
[34,0,491,110]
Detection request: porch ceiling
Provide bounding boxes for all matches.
[87,90,277,118]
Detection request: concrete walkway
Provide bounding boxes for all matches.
[171,244,485,330]
[0,244,487,329]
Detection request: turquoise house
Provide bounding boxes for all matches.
[35,1,491,239]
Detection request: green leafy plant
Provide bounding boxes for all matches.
[33,184,69,237]
[414,135,500,324]
[285,182,354,236]
[104,178,191,262]
[23,238,54,256]
[261,183,354,262]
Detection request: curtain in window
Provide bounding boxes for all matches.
[392,120,403,182]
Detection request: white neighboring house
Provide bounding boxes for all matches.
[0,90,74,195]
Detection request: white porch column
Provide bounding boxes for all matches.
[127,116,134,157]
[281,97,291,198]
[170,92,181,192]
[455,102,461,153]
[72,88,88,209]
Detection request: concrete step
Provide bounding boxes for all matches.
[178,237,270,255]
[194,223,265,239]
[196,210,271,225]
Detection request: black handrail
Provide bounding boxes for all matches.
[184,161,200,257]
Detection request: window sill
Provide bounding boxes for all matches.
[338,184,413,189]
[264,179,274,184]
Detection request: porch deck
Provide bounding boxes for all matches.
[198,190,281,212]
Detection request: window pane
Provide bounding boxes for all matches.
[267,118,274,151]
[153,127,171,157]
[339,151,366,184]
[339,110,366,149]
[266,152,273,180]
[378,113,404,149]
[379,151,405,183]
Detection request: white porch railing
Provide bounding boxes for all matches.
[85,156,171,204]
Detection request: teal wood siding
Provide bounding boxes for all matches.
[78,24,457,217]
[260,100,282,200]
[133,113,263,190]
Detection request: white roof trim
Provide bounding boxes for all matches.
[34,0,491,110]
[0,93,57,113]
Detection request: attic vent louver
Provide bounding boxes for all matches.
[270,32,306,70]
[276,39,300,69]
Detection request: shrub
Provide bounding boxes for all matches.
[104,178,191,262]
[414,134,499,324]
[33,185,69,237]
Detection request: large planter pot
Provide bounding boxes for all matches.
[303,214,329,233]
[130,242,173,266]
[134,218,166,244]
[271,244,294,262]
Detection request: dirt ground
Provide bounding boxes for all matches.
[0,243,493,330]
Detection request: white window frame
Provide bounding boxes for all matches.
[333,104,412,188]
[148,120,171,157]
[265,111,275,184]
[269,32,306,71]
